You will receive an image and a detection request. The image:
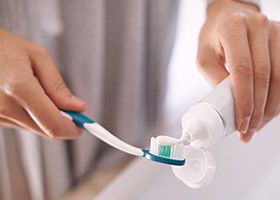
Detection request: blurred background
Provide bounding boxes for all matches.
[0,1,279,200]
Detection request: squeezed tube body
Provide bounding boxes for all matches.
[181,77,235,148]
[172,77,235,188]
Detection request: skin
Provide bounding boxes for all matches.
[0,30,86,139]
[197,0,280,142]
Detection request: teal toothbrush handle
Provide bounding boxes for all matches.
[61,110,95,127]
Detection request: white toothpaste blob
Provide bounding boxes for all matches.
[150,135,184,160]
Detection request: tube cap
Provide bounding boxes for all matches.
[171,145,216,188]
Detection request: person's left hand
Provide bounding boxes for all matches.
[197,0,280,143]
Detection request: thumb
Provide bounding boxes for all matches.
[29,47,86,112]
[196,46,229,86]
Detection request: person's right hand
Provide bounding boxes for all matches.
[0,30,86,139]
[197,0,280,143]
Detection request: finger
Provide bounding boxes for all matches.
[0,116,50,139]
[218,18,254,136]
[28,46,86,112]
[196,44,229,86]
[4,75,82,139]
[0,91,47,135]
[242,16,270,143]
[260,22,280,128]
[0,117,24,129]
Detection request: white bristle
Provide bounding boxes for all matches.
[149,135,184,160]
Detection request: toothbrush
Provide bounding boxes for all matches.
[61,110,186,166]
[59,78,235,188]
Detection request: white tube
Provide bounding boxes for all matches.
[181,77,235,148]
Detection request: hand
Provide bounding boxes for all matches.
[0,30,86,139]
[197,0,280,142]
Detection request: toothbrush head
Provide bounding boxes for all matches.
[143,136,186,166]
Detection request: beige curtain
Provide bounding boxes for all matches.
[0,0,179,199]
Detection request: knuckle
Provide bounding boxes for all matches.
[255,68,270,86]
[232,63,253,77]
[32,45,50,57]
[4,79,23,97]
[252,14,269,28]
[227,12,246,25]
[218,13,245,35]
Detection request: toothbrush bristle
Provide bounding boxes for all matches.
[149,136,184,160]
[158,145,171,158]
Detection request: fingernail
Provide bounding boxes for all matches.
[239,117,250,134]
[243,129,256,143]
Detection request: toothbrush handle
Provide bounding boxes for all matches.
[60,110,95,127]
[60,110,143,157]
